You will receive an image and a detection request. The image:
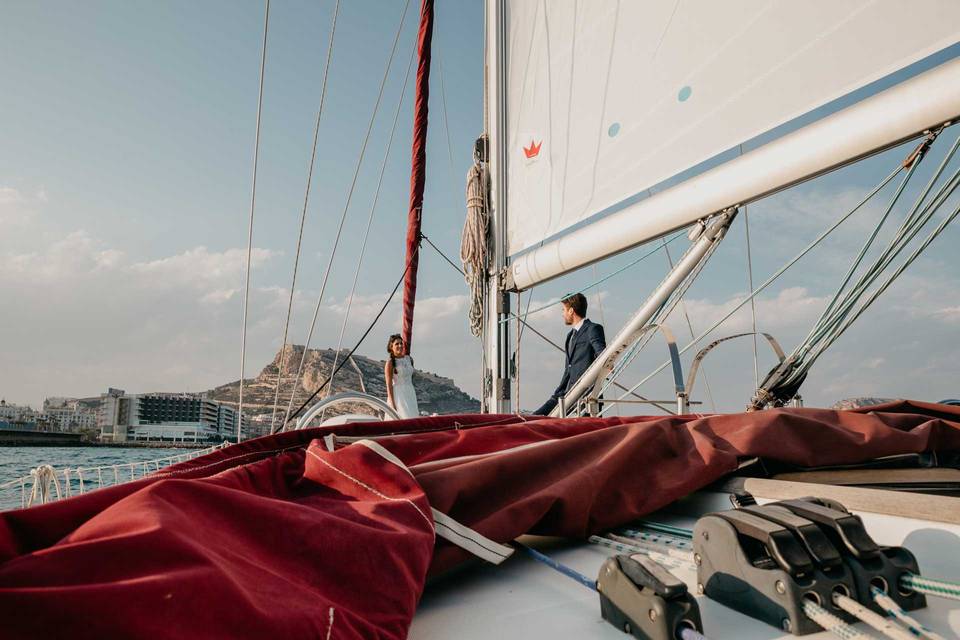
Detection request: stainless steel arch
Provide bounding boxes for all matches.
[293,391,400,430]
[685,332,786,404]
[580,323,683,416]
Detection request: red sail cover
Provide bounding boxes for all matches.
[2,401,960,638]
[401,0,433,350]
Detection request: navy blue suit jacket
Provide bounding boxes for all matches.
[533,318,606,415]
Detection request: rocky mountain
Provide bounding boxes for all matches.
[208,345,479,422]
[830,397,896,410]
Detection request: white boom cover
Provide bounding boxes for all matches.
[504,0,960,255]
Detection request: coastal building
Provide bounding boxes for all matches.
[0,400,38,430]
[42,397,99,432]
[246,413,276,439]
[98,389,248,443]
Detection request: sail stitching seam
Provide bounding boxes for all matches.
[305,448,435,535]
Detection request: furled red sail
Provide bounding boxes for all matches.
[401,0,434,350]
[1,401,960,638]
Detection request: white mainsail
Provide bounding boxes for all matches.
[501,0,960,279]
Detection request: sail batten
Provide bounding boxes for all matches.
[500,0,960,267]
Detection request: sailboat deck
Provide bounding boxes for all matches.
[411,492,960,639]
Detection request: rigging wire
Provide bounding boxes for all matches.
[281,0,414,428]
[326,40,419,400]
[282,255,415,428]
[760,129,960,406]
[737,143,760,390]
[603,164,905,412]
[743,207,760,390]
[661,238,717,413]
[507,231,687,324]
[238,0,271,443]
[421,231,677,415]
[596,219,729,409]
[269,0,341,433]
[506,311,676,415]
[422,233,465,275]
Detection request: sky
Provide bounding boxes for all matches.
[1,1,959,414]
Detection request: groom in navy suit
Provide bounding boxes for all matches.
[533,292,606,416]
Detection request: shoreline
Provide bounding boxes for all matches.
[0,441,220,449]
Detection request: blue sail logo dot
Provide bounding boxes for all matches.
[607,122,621,137]
[678,86,692,102]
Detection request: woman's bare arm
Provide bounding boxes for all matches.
[384,360,395,409]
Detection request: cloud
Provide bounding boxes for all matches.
[0,230,126,281]
[129,246,276,290]
[676,287,830,335]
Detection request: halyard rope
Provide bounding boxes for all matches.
[832,593,916,640]
[901,574,960,602]
[803,600,877,640]
[871,588,946,640]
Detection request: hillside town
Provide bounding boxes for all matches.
[0,346,479,446]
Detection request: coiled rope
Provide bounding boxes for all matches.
[462,149,489,337]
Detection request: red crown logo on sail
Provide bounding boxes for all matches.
[523,139,542,159]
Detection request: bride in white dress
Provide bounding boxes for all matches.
[385,334,419,419]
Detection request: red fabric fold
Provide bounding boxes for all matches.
[0,402,958,637]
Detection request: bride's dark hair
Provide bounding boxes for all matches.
[386,334,403,369]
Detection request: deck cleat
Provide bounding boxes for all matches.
[598,553,703,640]
[694,508,857,635]
[772,497,925,612]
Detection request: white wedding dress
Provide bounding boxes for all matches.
[391,355,420,419]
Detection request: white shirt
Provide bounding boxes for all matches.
[572,318,585,332]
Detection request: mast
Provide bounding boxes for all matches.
[483,0,511,413]
[401,0,434,350]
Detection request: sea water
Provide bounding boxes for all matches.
[0,446,199,511]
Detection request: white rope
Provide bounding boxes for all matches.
[587,535,694,572]
[238,0,271,443]
[327,40,418,398]
[269,0,341,434]
[833,594,916,640]
[606,533,695,563]
[462,156,489,337]
[872,588,947,640]
[27,465,61,507]
[804,599,877,640]
[281,0,413,427]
